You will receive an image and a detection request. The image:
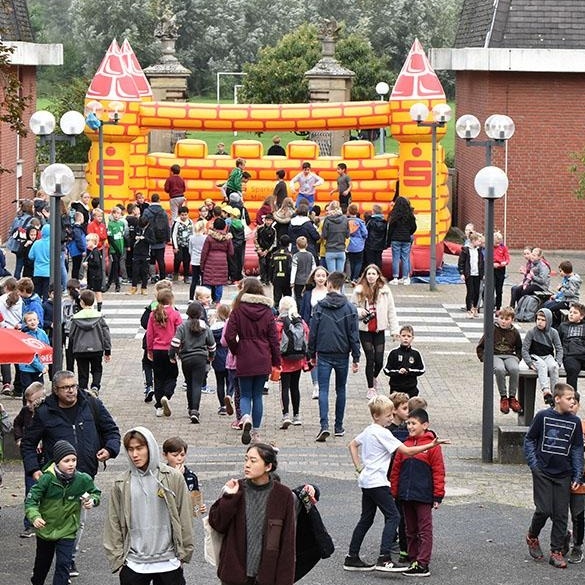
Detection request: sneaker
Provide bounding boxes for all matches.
[343,555,375,571]
[19,526,35,538]
[334,428,345,437]
[251,430,261,444]
[568,545,583,564]
[375,555,407,572]
[390,279,399,286]
[155,408,163,417]
[231,419,242,430]
[218,406,227,416]
[224,395,234,416]
[161,396,172,417]
[402,561,430,577]
[312,385,319,400]
[69,562,79,577]
[189,410,200,424]
[549,550,568,569]
[562,530,572,556]
[1,383,12,395]
[89,386,99,398]
[509,397,522,413]
[399,551,410,563]
[262,383,269,395]
[403,277,411,286]
[144,387,154,403]
[280,415,292,430]
[315,428,330,442]
[366,388,377,400]
[373,377,379,391]
[543,391,554,407]
[500,397,510,414]
[292,415,302,426]
[526,533,544,560]
[241,415,252,445]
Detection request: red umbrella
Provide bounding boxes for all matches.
[0,328,53,365]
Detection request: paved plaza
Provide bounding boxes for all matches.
[2,250,585,583]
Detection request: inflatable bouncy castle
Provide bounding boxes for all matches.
[84,39,450,274]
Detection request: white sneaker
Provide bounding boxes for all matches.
[366,388,377,400]
[280,415,292,430]
[161,396,172,417]
[403,277,411,285]
[373,377,379,390]
[155,408,163,417]
[312,385,319,400]
[390,278,399,285]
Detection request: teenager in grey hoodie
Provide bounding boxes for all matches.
[522,308,563,405]
[103,426,193,584]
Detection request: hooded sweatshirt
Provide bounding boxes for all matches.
[554,273,582,303]
[169,318,216,365]
[476,321,522,362]
[322,211,349,252]
[69,307,112,356]
[521,308,563,366]
[28,224,51,277]
[103,426,194,573]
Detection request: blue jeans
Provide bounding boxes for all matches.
[325,251,346,274]
[239,375,267,428]
[349,486,401,557]
[206,284,223,304]
[391,241,412,279]
[13,252,24,279]
[296,193,314,209]
[317,353,349,432]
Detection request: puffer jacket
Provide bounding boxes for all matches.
[200,228,234,285]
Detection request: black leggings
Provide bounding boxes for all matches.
[181,355,207,412]
[214,369,227,407]
[152,349,178,408]
[359,330,386,388]
[281,369,301,416]
[464,275,481,311]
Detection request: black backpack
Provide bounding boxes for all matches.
[152,210,170,243]
[279,316,307,357]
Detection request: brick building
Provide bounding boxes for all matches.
[0,0,61,241]
[431,0,585,249]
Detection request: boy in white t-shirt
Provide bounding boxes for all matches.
[344,395,447,573]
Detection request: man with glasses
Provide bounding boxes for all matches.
[21,370,120,576]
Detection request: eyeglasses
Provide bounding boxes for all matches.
[56,384,78,392]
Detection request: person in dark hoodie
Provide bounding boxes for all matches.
[322,201,349,274]
[387,196,417,285]
[308,271,360,442]
[522,308,563,406]
[289,203,320,260]
[225,278,281,445]
[559,302,585,392]
[103,426,194,585]
[68,290,112,395]
[363,204,388,268]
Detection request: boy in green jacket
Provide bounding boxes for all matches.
[25,440,100,585]
[106,205,126,292]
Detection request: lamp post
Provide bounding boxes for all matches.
[456,114,515,463]
[29,110,86,165]
[85,100,125,211]
[40,164,76,371]
[375,82,390,154]
[409,103,452,291]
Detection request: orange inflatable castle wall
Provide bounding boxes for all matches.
[84,39,450,274]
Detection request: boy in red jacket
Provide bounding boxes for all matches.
[390,408,445,577]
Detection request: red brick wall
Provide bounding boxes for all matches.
[455,71,585,249]
[0,66,37,244]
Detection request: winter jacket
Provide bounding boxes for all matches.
[209,478,296,585]
[67,223,87,258]
[390,430,445,504]
[143,203,170,248]
[225,293,281,377]
[22,391,120,478]
[321,212,349,253]
[529,258,551,290]
[87,219,108,250]
[276,316,309,373]
[289,216,320,255]
[6,211,32,253]
[171,217,194,249]
[273,206,293,240]
[229,219,246,249]
[352,284,400,335]
[387,215,417,243]
[22,293,44,326]
[103,426,194,572]
[25,463,100,541]
[255,223,277,253]
[458,245,485,279]
[493,243,510,269]
[383,345,425,394]
[19,327,50,373]
[524,408,584,481]
[555,273,582,303]
[226,167,243,193]
[200,228,234,285]
[364,215,388,251]
[255,203,273,226]
[28,224,51,277]
[169,319,216,364]
[477,323,522,361]
[521,308,563,366]
[347,216,368,253]
[69,308,112,356]
[211,321,228,372]
[146,305,183,351]
[308,292,360,363]
[270,246,292,283]
[559,318,585,358]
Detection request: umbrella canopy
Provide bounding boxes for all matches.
[0,328,53,365]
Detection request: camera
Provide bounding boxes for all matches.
[361,311,375,324]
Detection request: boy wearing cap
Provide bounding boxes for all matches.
[26,440,101,585]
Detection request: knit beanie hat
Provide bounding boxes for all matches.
[213,218,226,230]
[53,440,76,464]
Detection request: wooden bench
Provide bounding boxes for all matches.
[517,365,585,426]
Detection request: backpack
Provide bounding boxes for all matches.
[515,295,540,322]
[151,210,170,243]
[279,316,307,357]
